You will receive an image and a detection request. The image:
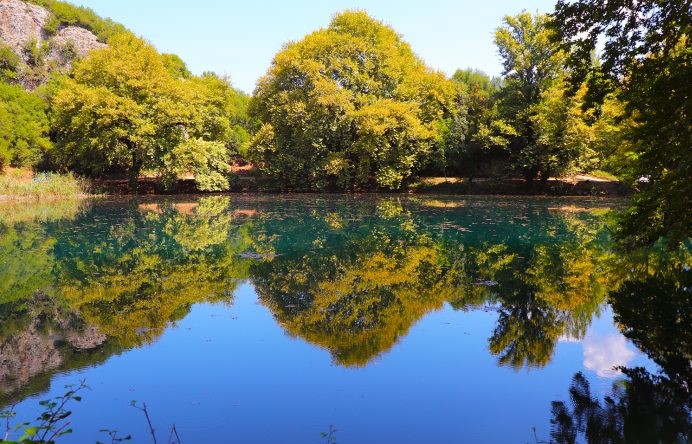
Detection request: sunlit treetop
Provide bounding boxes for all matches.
[249,10,458,191]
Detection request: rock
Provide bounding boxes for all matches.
[0,326,63,393]
[0,0,49,56]
[65,323,108,350]
[0,0,106,89]
[48,25,106,63]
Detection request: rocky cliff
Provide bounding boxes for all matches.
[0,0,106,88]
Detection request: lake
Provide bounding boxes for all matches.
[0,195,689,443]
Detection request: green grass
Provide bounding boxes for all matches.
[0,171,90,200]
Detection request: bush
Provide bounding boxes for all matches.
[0,43,20,83]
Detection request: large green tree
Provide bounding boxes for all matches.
[249,11,458,191]
[553,0,691,249]
[495,12,584,185]
[450,69,514,181]
[50,34,233,191]
[0,81,51,169]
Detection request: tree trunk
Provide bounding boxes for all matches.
[524,167,538,190]
[539,168,551,190]
[129,153,143,193]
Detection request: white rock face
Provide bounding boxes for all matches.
[0,0,49,55]
[50,25,107,59]
[0,0,107,88]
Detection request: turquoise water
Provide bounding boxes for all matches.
[0,195,688,443]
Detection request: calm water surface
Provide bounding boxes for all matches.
[0,195,689,443]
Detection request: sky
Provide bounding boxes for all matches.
[68,0,558,93]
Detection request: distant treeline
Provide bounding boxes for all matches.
[0,0,688,249]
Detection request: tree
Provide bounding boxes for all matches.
[0,81,51,169]
[0,43,20,84]
[552,0,691,249]
[529,79,596,178]
[494,12,572,185]
[50,34,233,191]
[451,69,513,181]
[589,93,638,178]
[249,10,458,191]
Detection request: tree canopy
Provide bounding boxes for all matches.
[552,0,692,249]
[49,34,237,190]
[0,81,51,169]
[249,10,458,191]
[493,11,578,184]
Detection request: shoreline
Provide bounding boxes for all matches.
[0,175,632,200]
[90,176,632,197]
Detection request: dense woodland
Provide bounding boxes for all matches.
[0,0,690,250]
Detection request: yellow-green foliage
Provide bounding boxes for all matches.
[0,82,51,169]
[26,0,127,41]
[50,34,235,190]
[252,213,450,366]
[55,197,250,346]
[0,43,20,83]
[162,138,231,191]
[250,10,458,190]
[494,12,572,181]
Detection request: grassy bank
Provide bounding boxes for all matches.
[0,170,90,200]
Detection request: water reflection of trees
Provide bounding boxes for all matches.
[0,197,251,401]
[249,199,616,368]
[54,197,249,346]
[439,205,613,369]
[550,369,690,444]
[250,199,454,366]
[548,247,691,443]
[0,197,637,401]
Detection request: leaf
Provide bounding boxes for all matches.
[22,426,38,437]
[58,428,74,436]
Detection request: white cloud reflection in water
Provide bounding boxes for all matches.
[559,307,642,378]
[582,332,637,377]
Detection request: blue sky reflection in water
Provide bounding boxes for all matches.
[0,196,677,443]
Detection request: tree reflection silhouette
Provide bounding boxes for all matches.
[451,212,613,369]
[0,196,629,403]
[54,196,249,347]
[550,369,690,444]
[548,248,691,443]
[249,200,452,366]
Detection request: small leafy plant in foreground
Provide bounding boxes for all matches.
[1,382,338,443]
[1,380,87,443]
